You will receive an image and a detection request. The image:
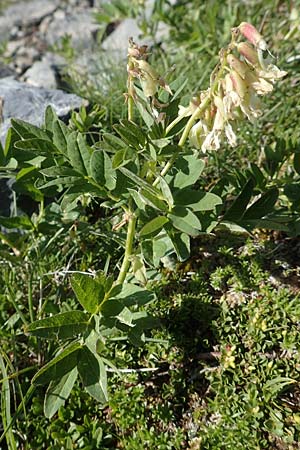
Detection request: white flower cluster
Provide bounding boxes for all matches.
[179,22,287,152]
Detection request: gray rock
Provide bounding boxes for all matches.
[0,78,85,144]
[44,10,99,49]
[101,18,150,61]
[0,0,59,28]
[0,63,16,79]
[4,40,24,58]
[22,60,57,89]
[0,16,14,42]
[0,0,59,42]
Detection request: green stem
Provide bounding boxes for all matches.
[27,272,34,323]
[165,114,186,135]
[177,95,211,147]
[128,96,134,122]
[37,198,44,224]
[153,151,179,187]
[153,96,211,188]
[127,74,134,121]
[6,286,28,326]
[116,211,137,285]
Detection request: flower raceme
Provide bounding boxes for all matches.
[127,39,172,100]
[178,22,287,152]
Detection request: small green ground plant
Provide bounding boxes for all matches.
[0,2,300,448]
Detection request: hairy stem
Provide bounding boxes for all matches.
[128,96,134,122]
[127,75,134,121]
[116,211,137,284]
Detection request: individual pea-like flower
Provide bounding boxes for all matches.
[201,95,237,151]
[189,119,209,149]
[238,22,268,51]
[227,53,248,79]
[255,65,288,82]
[236,42,260,66]
[178,96,201,118]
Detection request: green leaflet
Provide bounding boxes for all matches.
[77,346,108,403]
[32,342,81,385]
[90,150,116,190]
[71,273,105,314]
[27,311,91,339]
[168,206,202,237]
[44,367,78,419]
[139,216,169,237]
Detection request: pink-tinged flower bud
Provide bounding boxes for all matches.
[227,53,248,79]
[237,42,259,66]
[230,70,248,98]
[239,22,267,51]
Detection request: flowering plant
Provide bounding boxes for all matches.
[0,22,287,417]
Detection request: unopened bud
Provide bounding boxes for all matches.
[140,77,158,97]
[230,70,248,98]
[237,42,259,66]
[227,53,248,79]
[239,22,267,51]
[137,60,159,81]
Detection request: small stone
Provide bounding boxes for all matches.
[14,56,33,73]
[4,40,24,58]
[52,9,66,21]
[9,26,20,40]
[22,60,57,89]
[39,16,52,35]
[0,63,16,79]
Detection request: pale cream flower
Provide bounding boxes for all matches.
[189,118,209,149]
[178,96,201,117]
[244,70,274,95]
[256,65,287,82]
[201,108,223,152]
[223,74,241,117]
[239,91,262,121]
[134,59,161,97]
[224,123,237,147]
